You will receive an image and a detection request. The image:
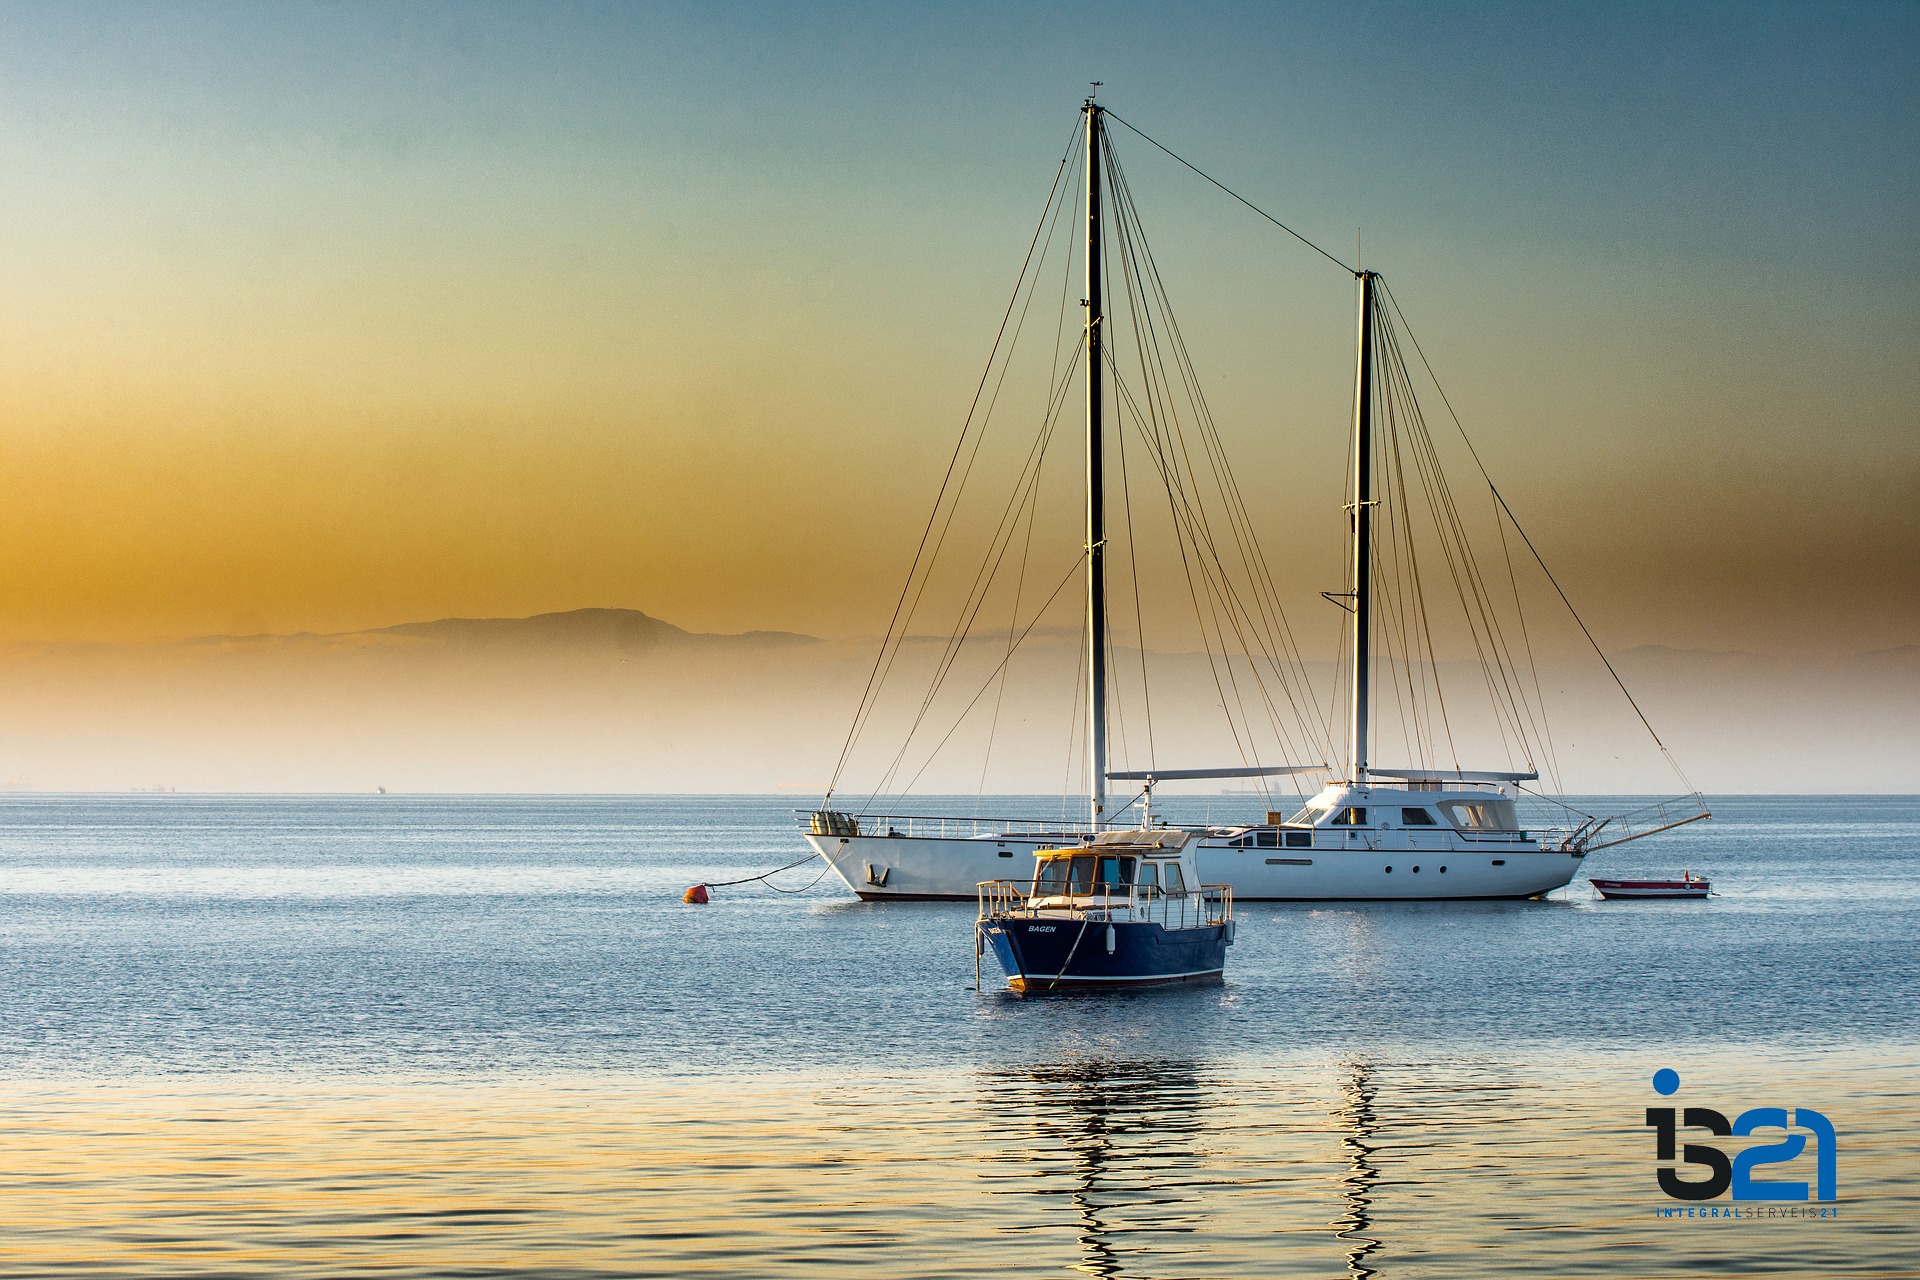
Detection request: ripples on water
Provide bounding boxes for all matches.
[0,794,1915,1276]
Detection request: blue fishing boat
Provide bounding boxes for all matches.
[976,829,1233,992]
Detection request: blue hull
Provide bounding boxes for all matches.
[981,916,1229,992]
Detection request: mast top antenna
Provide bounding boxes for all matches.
[1087,81,1102,104]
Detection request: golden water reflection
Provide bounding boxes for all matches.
[975,1059,1218,1277]
[0,1054,1912,1277]
[1331,1058,1382,1280]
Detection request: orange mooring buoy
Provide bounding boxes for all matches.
[683,884,710,904]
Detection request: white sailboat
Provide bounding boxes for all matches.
[803,97,1706,901]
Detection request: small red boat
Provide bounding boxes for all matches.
[1589,872,1709,899]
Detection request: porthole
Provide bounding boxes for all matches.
[1385,866,1393,873]
[1440,866,1447,873]
[1491,859,1505,866]
[1413,866,1421,873]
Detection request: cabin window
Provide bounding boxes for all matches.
[1256,830,1278,848]
[1401,808,1437,826]
[1284,830,1312,848]
[1095,856,1134,887]
[1137,862,1160,895]
[1036,855,1100,893]
[1227,833,1252,848]
[1332,807,1368,826]
[1162,863,1187,895]
[1286,804,1332,826]
[1439,800,1520,832]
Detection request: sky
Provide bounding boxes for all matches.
[1,0,1915,657]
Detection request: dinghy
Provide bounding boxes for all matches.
[1589,873,1710,899]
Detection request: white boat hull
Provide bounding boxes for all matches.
[804,830,1581,901]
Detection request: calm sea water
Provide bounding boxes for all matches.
[1,794,1915,1277]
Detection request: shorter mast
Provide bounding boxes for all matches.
[1348,271,1376,783]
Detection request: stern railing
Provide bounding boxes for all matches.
[805,809,1112,841]
[976,879,1232,930]
[1553,793,1713,853]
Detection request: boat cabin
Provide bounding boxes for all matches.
[1030,829,1194,903]
[1034,841,1191,900]
[1216,779,1539,852]
[1289,783,1521,831]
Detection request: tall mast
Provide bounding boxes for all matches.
[1349,271,1376,783]
[1084,98,1108,826]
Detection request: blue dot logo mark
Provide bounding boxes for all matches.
[1653,1068,1680,1096]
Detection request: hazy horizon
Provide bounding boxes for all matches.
[0,603,1912,797]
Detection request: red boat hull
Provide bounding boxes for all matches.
[1589,878,1709,899]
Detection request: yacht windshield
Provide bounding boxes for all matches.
[1439,799,1520,832]
[1036,854,1102,893]
[1286,805,1330,826]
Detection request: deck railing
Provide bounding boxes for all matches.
[976,879,1232,930]
[803,809,1110,841]
[1558,794,1713,853]
[812,809,1552,850]
[1214,826,1538,852]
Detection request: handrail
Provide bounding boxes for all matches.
[1563,794,1712,853]
[976,878,1232,929]
[804,808,1121,841]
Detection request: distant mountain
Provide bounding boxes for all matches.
[186,608,819,653]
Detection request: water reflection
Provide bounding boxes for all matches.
[976,1058,1214,1278]
[1331,1058,1382,1280]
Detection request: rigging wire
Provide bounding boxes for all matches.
[867,352,1085,803]
[1104,128,1335,751]
[976,429,1048,795]
[1100,126,1334,775]
[1494,488,1565,794]
[1373,298,1537,775]
[1386,378,1460,771]
[867,202,1090,798]
[1377,281,1700,795]
[1063,579,1091,820]
[1104,109,1356,276]
[977,187,1087,795]
[861,152,1093,803]
[895,553,1092,798]
[1101,348,1260,773]
[823,122,1081,802]
[1110,336,1157,775]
